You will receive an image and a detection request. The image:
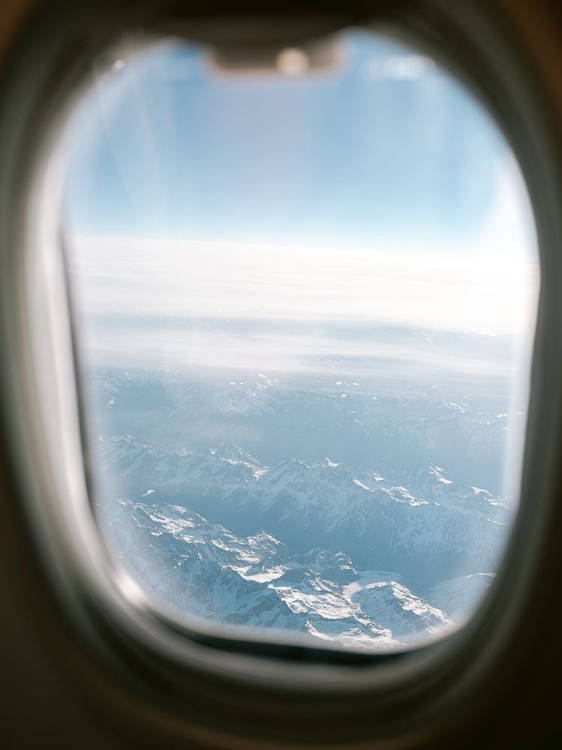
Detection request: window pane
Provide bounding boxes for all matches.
[63,29,538,651]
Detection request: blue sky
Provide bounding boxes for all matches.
[65,29,520,254]
[64,28,538,380]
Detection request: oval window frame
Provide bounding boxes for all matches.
[0,1,559,747]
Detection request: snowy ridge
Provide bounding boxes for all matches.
[89,367,519,495]
[101,498,451,648]
[88,367,518,650]
[96,436,512,588]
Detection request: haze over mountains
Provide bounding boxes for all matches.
[63,27,537,653]
[88,361,520,650]
[71,240,532,651]
[67,203,534,653]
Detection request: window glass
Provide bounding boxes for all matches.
[63,29,538,651]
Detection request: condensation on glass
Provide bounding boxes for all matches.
[60,28,539,652]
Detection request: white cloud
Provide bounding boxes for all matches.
[70,235,537,332]
[68,230,538,376]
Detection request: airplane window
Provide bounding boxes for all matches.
[62,28,538,653]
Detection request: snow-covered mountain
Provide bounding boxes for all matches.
[88,367,520,494]
[87,367,518,650]
[425,573,496,621]
[95,436,511,588]
[100,498,452,649]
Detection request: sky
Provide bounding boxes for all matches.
[63,28,539,377]
[65,29,536,254]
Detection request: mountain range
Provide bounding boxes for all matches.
[87,361,516,651]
